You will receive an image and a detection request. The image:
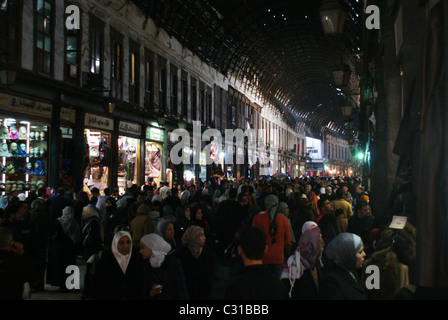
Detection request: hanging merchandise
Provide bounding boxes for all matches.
[117,136,139,195]
[145,141,162,188]
[83,129,110,192]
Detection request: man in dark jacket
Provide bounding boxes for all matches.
[347,200,376,245]
[216,188,244,259]
[224,226,289,300]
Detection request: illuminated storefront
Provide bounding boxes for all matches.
[0,94,52,196]
[145,126,164,188]
[83,113,113,193]
[118,121,142,195]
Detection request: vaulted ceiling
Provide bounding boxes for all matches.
[132,0,364,138]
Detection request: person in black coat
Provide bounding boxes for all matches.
[0,227,34,300]
[92,231,144,300]
[177,225,215,300]
[215,188,244,260]
[224,226,289,300]
[46,206,80,290]
[319,232,368,300]
[81,206,104,299]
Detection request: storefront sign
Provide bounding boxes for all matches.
[119,121,141,136]
[61,107,76,123]
[0,93,52,119]
[85,113,113,131]
[146,127,164,142]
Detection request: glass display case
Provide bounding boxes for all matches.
[0,117,48,196]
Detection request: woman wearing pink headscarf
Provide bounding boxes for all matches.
[281,221,324,299]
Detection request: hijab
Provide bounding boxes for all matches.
[277,202,289,216]
[264,194,279,236]
[58,206,81,245]
[281,223,322,297]
[140,233,171,268]
[324,232,363,281]
[181,225,204,259]
[301,221,318,234]
[111,231,132,274]
[155,218,176,248]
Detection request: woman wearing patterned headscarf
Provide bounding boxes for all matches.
[320,232,367,300]
[139,233,188,300]
[92,231,144,300]
[281,221,324,299]
[178,225,215,300]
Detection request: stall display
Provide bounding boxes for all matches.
[145,141,161,187]
[83,130,110,192]
[0,118,48,196]
[118,136,139,195]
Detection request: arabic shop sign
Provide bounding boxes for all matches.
[119,121,141,136]
[0,93,53,119]
[146,127,164,142]
[85,113,113,131]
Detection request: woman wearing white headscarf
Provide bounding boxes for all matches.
[139,233,188,300]
[92,231,144,300]
[319,232,367,300]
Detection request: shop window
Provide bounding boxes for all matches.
[0,117,48,196]
[84,129,110,192]
[118,136,139,195]
[145,141,161,188]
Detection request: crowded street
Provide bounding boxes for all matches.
[1,0,447,308]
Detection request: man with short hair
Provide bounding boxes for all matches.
[224,226,289,300]
[331,189,353,233]
[315,197,339,246]
[216,188,244,259]
[91,187,106,220]
[347,200,376,244]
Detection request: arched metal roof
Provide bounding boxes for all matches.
[132,0,363,137]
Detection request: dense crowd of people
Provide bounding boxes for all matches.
[0,175,417,300]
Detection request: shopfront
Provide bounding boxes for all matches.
[118,121,142,195]
[0,93,52,196]
[145,126,164,188]
[83,113,113,193]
